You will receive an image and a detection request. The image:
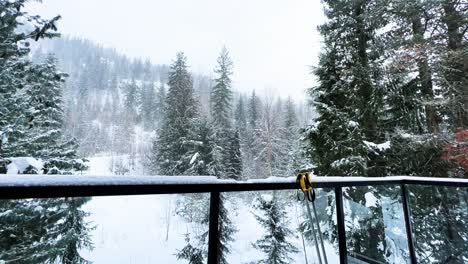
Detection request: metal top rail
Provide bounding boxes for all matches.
[1,174,467,264]
[0,175,467,199]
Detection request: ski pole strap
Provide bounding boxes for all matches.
[297,171,315,202]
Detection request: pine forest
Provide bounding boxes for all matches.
[0,0,466,263]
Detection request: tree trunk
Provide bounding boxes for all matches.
[355,1,378,141]
[442,0,468,128]
[411,15,439,133]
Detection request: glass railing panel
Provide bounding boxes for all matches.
[0,193,210,263]
[343,185,410,264]
[408,185,468,263]
[220,189,339,264]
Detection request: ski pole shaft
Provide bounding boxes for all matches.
[304,198,323,264]
[312,200,328,264]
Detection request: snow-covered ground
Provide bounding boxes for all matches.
[79,156,340,263]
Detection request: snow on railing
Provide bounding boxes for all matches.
[0,175,467,188]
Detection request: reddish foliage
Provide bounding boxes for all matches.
[443,129,468,170]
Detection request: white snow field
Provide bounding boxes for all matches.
[79,156,340,263]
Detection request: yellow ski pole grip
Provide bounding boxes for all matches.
[297,171,312,192]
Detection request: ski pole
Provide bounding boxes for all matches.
[312,199,328,264]
[304,197,323,264]
[297,171,324,264]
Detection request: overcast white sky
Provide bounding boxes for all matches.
[28,0,325,100]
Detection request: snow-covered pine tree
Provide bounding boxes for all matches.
[0,197,94,264]
[3,54,86,172]
[301,1,393,262]
[140,81,156,130]
[123,78,139,122]
[43,197,94,264]
[248,90,261,130]
[244,90,262,178]
[181,193,238,264]
[252,193,298,264]
[303,0,387,177]
[254,98,283,178]
[209,47,242,180]
[234,95,247,138]
[210,47,233,130]
[224,131,243,180]
[234,95,249,177]
[176,234,204,264]
[437,0,468,130]
[0,3,92,264]
[380,0,457,177]
[216,194,237,264]
[154,81,167,128]
[382,2,468,262]
[278,97,303,176]
[152,52,199,175]
[188,117,221,176]
[0,0,59,160]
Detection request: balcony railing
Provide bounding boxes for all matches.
[1,175,467,264]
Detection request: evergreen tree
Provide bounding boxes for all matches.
[188,118,222,176]
[252,193,298,264]
[3,55,86,172]
[217,194,237,264]
[303,0,387,177]
[140,81,156,129]
[0,0,60,159]
[302,1,394,262]
[123,79,139,121]
[248,90,261,129]
[224,131,243,180]
[209,47,242,179]
[0,4,93,264]
[44,197,94,264]
[154,82,167,128]
[254,99,283,178]
[0,197,94,264]
[234,95,247,136]
[176,234,204,264]
[244,90,262,178]
[210,47,234,129]
[438,0,468,130]
[152,52,199,175]
[278,97,303,176]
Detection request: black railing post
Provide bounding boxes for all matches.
[401,184,417,264]
[208,191,220,264]
[335,187,347,264]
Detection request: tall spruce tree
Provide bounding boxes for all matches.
[438,0,468,130]
[254,99,283,178]
[303,0,387,177]
[234,95,247,136]
[154,82,166,128]
[278,97,303,176]
[0,197,94,264]
[210,47,234,129]
[0,0,59,161]
[188,118,221,176]
[224,131,243,179]
[140,81,156,130]
[152,52,199,175]
[3,55,86,172]
[0,2,93,264]
[302,1,394,262]
[245,90,262,178]
[252,193,298,264]
[209,47,242,180]
[384,3,468,262]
